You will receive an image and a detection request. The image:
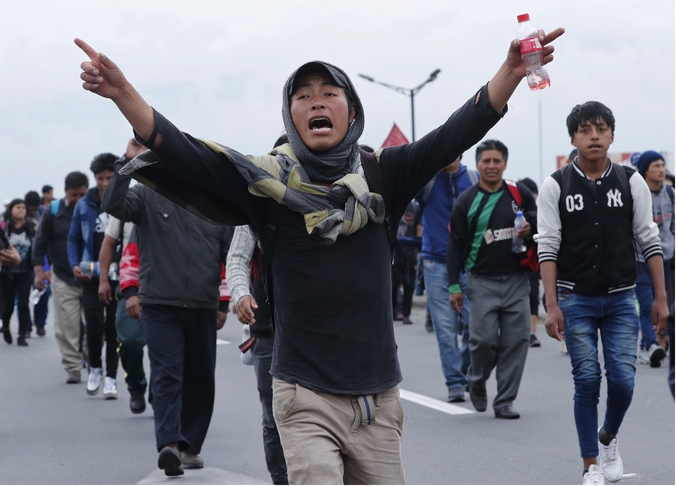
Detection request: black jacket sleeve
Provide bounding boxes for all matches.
[378,84,505,220]
[102,157,145,225]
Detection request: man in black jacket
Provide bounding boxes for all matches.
[32,171,88,384]
[76,26,564,483]
[447,140,536,420]
[102,143,232,477]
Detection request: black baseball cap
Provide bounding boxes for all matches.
[288,61,350,97]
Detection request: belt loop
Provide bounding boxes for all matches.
[375,392,381,407]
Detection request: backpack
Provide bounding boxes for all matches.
[505,180,539,272]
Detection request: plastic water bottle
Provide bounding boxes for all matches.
[240,325,254,365]
[30,286,48,306]
[517,13,551,91]
[512,211,527,253]
[79,261,100,278]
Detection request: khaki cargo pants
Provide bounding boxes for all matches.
[272,378,405,485]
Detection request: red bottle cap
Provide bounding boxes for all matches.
[517,13,530,23]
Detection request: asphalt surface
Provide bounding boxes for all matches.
[0,294,673,485]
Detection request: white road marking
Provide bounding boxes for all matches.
[400,389,475,415]
[216,339,231,346]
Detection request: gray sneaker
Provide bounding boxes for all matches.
[181,452,204,469]
[66,370,81,384]
[447,384,466,403]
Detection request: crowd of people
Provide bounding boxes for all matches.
[2,23,673,485]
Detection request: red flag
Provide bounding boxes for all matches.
[381,123,410,148]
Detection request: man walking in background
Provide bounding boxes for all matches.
[32,171,89,383]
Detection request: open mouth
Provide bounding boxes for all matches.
[309,117,333,132]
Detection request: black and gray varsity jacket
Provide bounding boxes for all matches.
[535,160,662,296]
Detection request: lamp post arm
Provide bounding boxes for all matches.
[358,74,410,96]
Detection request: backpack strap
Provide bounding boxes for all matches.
[261,205,287,334]
[666,184,675,206]
[50,200,60,217]
[504,179,540,271]
[505,179,522,208]
[360,149,411,282]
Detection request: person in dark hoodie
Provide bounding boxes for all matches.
[75,25,564,483]
[32,171,89,383]
[1,199,36,346]
[67,153,120,399]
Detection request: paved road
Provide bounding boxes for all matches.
[0,295,673,484]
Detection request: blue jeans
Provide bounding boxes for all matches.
[559,288,639,458]
[423,260,470,388]
[635,261,659,350]
[253,336,288,484]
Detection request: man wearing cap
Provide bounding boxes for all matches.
[75,27,564,484]
[634,150,674,366]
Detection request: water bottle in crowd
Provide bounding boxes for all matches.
[517,13,551,91]
[240,325,254,365]
[30,286,48,306]
[512,211,527,253]
[79,260,100,278]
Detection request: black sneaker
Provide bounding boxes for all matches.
[158,446,184,477]
[130,394,146,414]
[648,344,667,368]
[36,325,46,337]
[529,334,541,348]
[1,326,11,344]
[17,336,28,347]
[425,313,434,333]
[402,315,413,325]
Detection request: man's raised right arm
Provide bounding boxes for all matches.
[76,39,251,211]
[76,39,158,147]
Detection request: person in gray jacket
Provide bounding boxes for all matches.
[102,140,232,477]
[634,150,674,367]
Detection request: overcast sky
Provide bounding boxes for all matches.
[0,0,673,201]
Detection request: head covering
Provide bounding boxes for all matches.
[282,61,365,183]
[636,150,664,177]
[629,152,641,168]
[518,177,538,195]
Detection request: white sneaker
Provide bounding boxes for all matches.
[598,429,623,483]
[86,367,103,396]
[102,377,118,400]
[637,347,650,365]
[583,465,605,485]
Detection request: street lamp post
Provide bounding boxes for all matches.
[358,69,441,142]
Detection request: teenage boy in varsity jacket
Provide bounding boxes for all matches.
[536,101,668,485]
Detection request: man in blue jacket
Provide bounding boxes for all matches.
[67,152,120,399]
[419,155,478,403]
